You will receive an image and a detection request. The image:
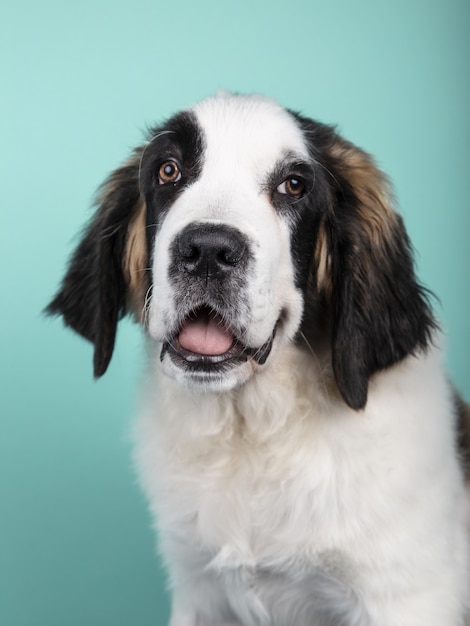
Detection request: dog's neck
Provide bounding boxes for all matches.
[143,341,339,450]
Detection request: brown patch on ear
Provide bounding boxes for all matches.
[123,198,148,321]
[314,221,332,295]
[312,139,400,302]
[455,392,470,482]
[329,139,399,248]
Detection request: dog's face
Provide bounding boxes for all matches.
[47,94,434,409]
[142,97,317,392]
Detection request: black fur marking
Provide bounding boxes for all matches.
[266,155,329,292]
[455,391,470,479]
[45,159,142,376]
[330,210,436,410]
[139,111,205,261]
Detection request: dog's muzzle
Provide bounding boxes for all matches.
[162,304,276,368]
[160,223,277,378]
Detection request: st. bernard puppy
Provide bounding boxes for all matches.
[47,93,470,625]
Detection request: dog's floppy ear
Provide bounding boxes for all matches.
[46,152,147,377]
[311,132,436,410]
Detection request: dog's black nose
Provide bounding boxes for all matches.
[176,223,247,278]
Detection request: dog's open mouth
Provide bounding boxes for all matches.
[163,305,275,368]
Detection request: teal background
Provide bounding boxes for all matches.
[1,0,469,624]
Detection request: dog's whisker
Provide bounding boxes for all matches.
[298,330,330,398]
[315,160,342,190]
[141,284,153,328]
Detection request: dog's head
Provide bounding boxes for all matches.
[47,93,435,409]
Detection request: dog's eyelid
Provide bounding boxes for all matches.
[276,159,313,182]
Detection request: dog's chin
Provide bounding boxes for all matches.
[160,351,256,393]
[158,306,278,392]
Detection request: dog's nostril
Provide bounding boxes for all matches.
[217,246,243,266]
[182,244,200,262]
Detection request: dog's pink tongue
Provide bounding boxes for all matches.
[178,313,233,355]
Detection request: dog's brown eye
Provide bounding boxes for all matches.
[277,177,305,198]
[158,160,181,185]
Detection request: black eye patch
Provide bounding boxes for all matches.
[138,111,206,254]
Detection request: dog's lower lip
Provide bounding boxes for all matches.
[166,336,246,364]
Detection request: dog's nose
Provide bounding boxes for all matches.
[176,223,247,278]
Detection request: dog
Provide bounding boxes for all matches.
[47,93,470,625]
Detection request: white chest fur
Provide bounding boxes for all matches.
[134,343,469,625]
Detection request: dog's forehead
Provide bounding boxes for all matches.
[190,95,310,173]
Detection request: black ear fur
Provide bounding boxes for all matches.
[329,210,436,410]
[46,159,142,377]
[300,121,436,410]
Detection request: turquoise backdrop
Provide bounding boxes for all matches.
[1,1,469,624]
